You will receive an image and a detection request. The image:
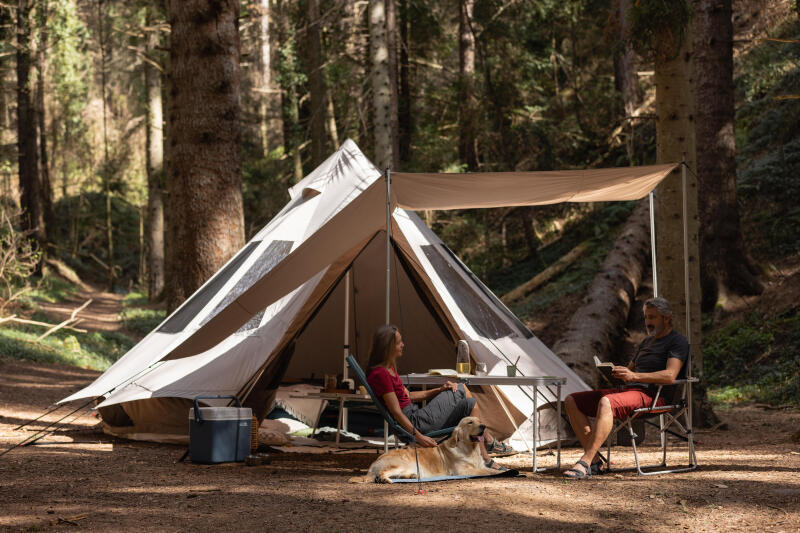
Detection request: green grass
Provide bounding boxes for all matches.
[704,312,800,407]
[0,277,156,370]
[121,306,165,337]
[0,320,135,371]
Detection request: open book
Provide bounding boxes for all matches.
[593,355,623,387]
[428,368,466,377]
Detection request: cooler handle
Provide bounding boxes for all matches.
[192,395,242,423]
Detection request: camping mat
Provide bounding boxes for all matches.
[388,469,521,483]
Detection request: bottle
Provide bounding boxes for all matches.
[456,340,471,375]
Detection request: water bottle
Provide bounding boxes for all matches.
[456,340,470,375]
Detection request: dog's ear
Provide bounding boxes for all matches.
[450,427,460,447]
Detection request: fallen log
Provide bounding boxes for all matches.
[552,199,651,387]
[501,241,589,304]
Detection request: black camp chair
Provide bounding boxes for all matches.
[346,354,455,452]
[604,351,698,475]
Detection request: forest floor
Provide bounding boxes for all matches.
[1,356,799,532]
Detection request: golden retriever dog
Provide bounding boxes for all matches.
[348,417,500,483]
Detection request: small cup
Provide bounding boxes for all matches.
[475,362,488,375]
[324,373,337,391]
[506,365,517,377]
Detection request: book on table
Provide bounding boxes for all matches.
[593,355,624,387]
[427,368,470,377]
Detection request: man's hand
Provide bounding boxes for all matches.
[612,365,637,382]
[440,381,458,393]
[415,433,438,447]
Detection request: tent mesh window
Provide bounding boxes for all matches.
[421,244,515,340]
[157,241,262,334]
[200,240,295,331]
[437,244,534,339]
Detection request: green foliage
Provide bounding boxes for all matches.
[704,312,800,406]
[120,289,165,336]
[52,193,142,288]
[242,150,292,237]
[25,275,76,304]
[627,0,691,60]
[496,202,637,317]
[0,316,135,371]
[121,306,164,337]
[736,19,800,257]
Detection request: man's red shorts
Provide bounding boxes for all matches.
[569,388,666,419]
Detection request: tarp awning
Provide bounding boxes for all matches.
[391,163,679,210]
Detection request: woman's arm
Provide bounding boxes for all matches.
[407,381,458,402]
[381,392,437,447]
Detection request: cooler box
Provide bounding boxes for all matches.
[189,395,252,464]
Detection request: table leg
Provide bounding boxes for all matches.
[556,383,562,471]
[533,384,538,473]
[336,398,344,446]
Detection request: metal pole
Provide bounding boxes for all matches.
[681,161,691,348]
[385,168,391,324]
[649,191,658,297]
[342,270,351,431]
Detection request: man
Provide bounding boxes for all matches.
[562,297,689,478]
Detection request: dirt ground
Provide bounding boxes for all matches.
[1,358,798,532]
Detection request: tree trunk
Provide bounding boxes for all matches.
[553,200,652,387]
[165,0,246,312]
[307,0,327,167]
[385,0,400,169]
[458,0,478,170]
[35,0,55,246]
[16,0,44,247]
[693,0,762,312]
[397,0,410,164]
[145,6,165,300]
[275,0,304,183]
[255,0,282,154]
[98,0,114,292]
[613,0,642,165]
[654,23,717,427]
[369,0,394,170]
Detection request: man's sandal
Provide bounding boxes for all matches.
[486,438,515,457]
[485,459,510,472]
[590,458,606,475]
[563,460,591,479]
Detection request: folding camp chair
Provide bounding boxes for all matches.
[605,353,698,476]
[346,354,455,453]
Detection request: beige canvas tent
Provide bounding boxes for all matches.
[60,140,678,448]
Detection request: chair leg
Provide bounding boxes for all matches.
[628,422,644,475]
[659,414,667,466]
[384,420,389,453]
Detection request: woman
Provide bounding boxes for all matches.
[366,324,513,469]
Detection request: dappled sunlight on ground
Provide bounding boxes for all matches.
[1,357,798,532]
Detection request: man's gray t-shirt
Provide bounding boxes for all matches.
[628,330,689,394]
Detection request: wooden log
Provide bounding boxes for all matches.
[35,299,92,341]
[501,241,589,304]
[552,199,651,387]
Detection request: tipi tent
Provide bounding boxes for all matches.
[60,140,677,448]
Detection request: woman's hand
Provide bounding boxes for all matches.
[440,381,458,393]
[415,433,438,447]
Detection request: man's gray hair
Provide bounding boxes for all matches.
[644,297,673,317]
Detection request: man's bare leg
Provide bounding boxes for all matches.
[565,396,614,476]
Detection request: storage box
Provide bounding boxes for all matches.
[189,406,252,463]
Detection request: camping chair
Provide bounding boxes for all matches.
[605,353,698,476]
[346,354,455,453]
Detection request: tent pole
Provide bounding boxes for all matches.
[385,167,391,324]
[681,161,690,348]
[649,190,658,297]
[343,270,351,431]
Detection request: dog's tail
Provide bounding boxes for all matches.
[347,473,374,484]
